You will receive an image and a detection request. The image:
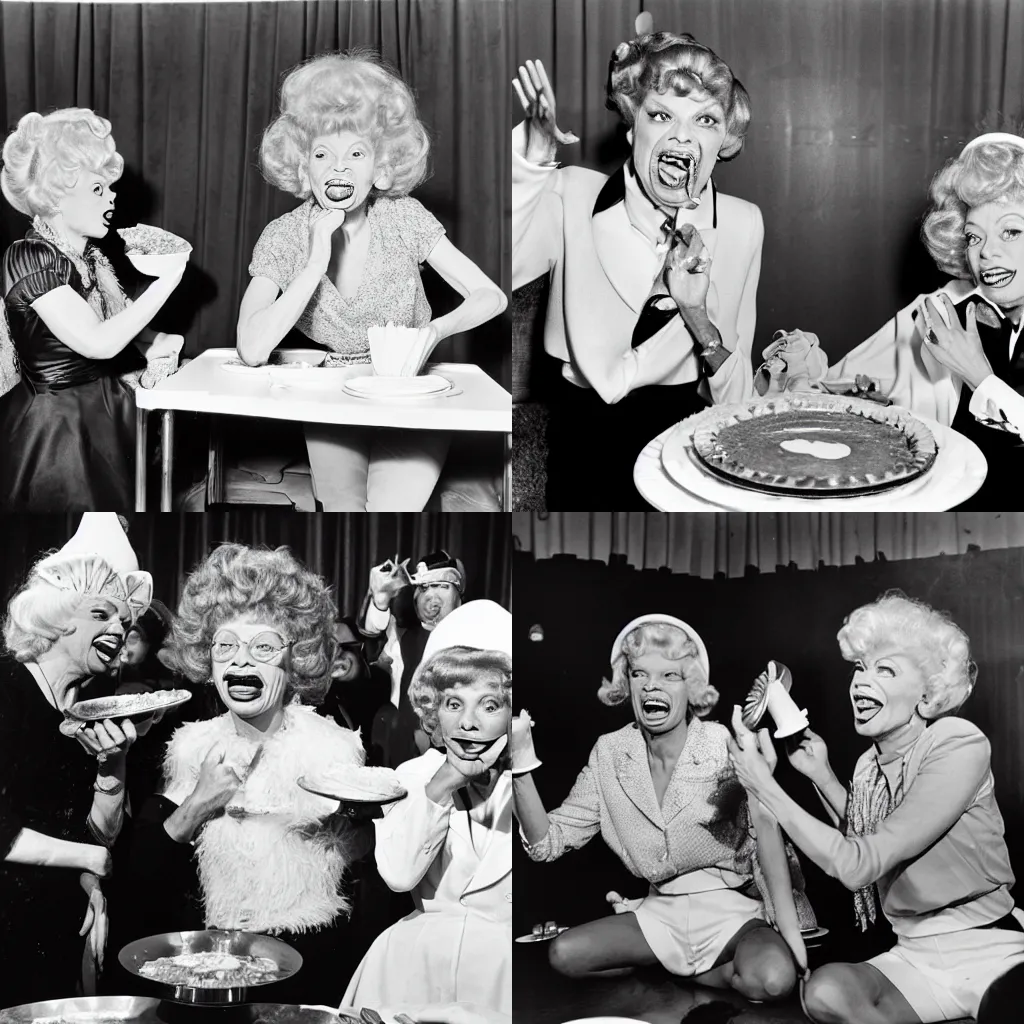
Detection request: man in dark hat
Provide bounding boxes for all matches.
[360,549,465,768]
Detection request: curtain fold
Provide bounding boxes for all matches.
[1,513,512,618]
[512,0,1024,364]
[511,512,1024,578]
[0,0,509,386]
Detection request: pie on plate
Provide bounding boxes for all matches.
[137,951,281,988]
[69,689,192,721]
[690,395,937,495]
[298,766,407,803]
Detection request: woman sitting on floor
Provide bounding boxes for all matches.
[512,614,815,1003]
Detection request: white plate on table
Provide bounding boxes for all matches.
[343,374,453,399]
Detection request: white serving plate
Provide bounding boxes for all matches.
[343,374,452,399]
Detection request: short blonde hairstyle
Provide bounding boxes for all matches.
[597,621,719,716]
[4,553,124,662]
[607,32,750,160]
[921,141,1024,278]
[259,50,430,200]
[409,646,512,746]
[837,590,977,719]
[1,108,123,218]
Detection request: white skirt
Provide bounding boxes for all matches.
[342,909,511,1016]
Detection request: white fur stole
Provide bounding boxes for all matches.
[162,704,364,933]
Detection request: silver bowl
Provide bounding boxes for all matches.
[0,996,163,1023]
[118,930,303,1005]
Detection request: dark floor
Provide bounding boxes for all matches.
[513,942,977,1024]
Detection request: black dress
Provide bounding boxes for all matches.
[947,295,1024,509]
[0,232,141,512]
[0,657,100,1006]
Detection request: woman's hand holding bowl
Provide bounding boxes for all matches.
[75,717,137,765]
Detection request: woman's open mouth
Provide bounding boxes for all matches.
[981,268,1016,289]
[641,697,671,721]
[324,179,355,203]
[853,694,883,723]
[656,151,696,194]
[450,737,492,758]
[102,210,114,225]
[92,635,124,665]
[226,674,264,702]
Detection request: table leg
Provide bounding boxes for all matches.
[207,417,224,507]
[134,407,148,511]
[504,431,512,512]
[160,410,174,512]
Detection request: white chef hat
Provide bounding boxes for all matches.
[420,599,511,666]
[35,513,152,623]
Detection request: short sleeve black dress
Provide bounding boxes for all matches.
[0,231,140,512]
[0,656,100,1006]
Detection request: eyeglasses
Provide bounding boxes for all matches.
[211,630,293,664]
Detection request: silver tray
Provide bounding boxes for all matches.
[0,997,348,1024]
[118,930,302,1005]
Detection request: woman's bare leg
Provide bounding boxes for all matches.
[548,913,660,978]
[802,962,923,1024]
[693,920,797,1002]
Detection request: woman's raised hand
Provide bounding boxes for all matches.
[513,59,579,165]
[307,207,347,276]
[785,727,831,785]
[189,745,242,815]
[920,295,995,391]
[510,710,542,775]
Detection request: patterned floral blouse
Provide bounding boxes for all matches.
[248,195,445,365]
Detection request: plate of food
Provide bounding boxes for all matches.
[69,689,192,721]
[688,394,938,497]
[298,766,408,804]
[118,930,301,1004]
[118,225,192,277]
[0,996,164,1024]
[515,921,569,943]
[343,374,453,400]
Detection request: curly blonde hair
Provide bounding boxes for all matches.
[3,553,125,662]
[607,32,750,160]
[597,621,719,716]
[1,108,123,218]
[921,140,1024,279]
[166,544,337,705]
[409,646,512,746]
[837,590,977,719]
[259,50,430,200]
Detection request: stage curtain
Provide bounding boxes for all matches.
[0,0,510,386]
[0,513,512,619]
[511,511,1024,578]
[512,0,1024,364]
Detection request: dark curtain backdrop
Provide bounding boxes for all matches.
[0,513,512,623]
[0,0,511,387]
[513,0,1024,366]
[513,511,1024,578]
[515,546,1024,963]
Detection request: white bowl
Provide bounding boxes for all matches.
[367,323,421,377]
[128,250,190,278]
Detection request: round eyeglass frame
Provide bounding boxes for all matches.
[210,629,294,663]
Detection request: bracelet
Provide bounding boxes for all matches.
[700,335,724,358]
[94,776,125,796]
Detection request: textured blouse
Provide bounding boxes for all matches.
[525,718,759,888]
[248,196,445,365]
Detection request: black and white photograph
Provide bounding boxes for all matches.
[511,0,1024,512]
[0,0,512,514]
[512,511,1024,1024]
[0,511,513,1023]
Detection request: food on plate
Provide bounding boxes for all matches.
[138,950,281,988]
[691,395,937,494]
[532,920,561,938]
[118,224,193,255]
[69,689,191,721]
[299,764,407,802]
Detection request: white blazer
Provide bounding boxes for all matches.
[512,123,763,405]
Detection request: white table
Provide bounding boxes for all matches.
[134,349,512,510]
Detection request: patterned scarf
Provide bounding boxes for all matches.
[846,752,906,930]
[33,216,130,321]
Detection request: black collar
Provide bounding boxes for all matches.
[592,163,718,229]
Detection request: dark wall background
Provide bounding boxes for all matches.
[0,0,510,388]
[514,546,1024,962]
[513,0,1024,367]
[0,513,512,624]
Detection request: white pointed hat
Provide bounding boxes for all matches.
[419,599,512,667]
[36,513,153,622]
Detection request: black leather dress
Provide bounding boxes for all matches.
[0,231,141,511]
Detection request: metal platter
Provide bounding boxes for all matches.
[0,998,352,1024]
[70,690,192,721]
[118,931,302,1005]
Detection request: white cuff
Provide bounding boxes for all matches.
[969,374,1024,435]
